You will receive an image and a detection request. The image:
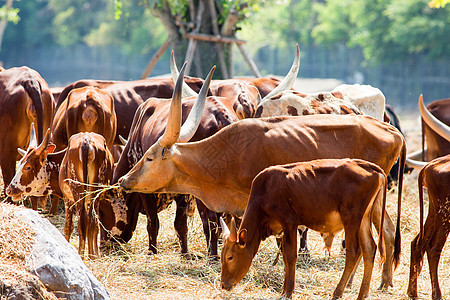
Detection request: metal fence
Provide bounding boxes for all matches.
[1,43,448,108]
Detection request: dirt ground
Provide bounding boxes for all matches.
[4,110,450,300]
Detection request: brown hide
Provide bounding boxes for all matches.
[56,77,205,144]
[51,86,117,151]
[210,77,281,98]
[101,96,237,255]
[0,66,54,188]
[408,154,450,300]
[221,159,387,299]
[210,82,260,119]
[422,99,450,161]
[59,132,114,258]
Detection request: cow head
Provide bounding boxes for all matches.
[6,124,56,200]
[220,217,252,291]
[406,95,450,169]
[118,63,215,193]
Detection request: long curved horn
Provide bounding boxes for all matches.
[35,129,51,155]
[118,135,128,146]
[159,62,187,148]
[220,217,230,239]
[28,123,37,149]
[260,44,300,102]
[170,51,199,98]
[177,66,216,143]
[406,157,427,169]
[17,148,27,157]
[419,94,450,142]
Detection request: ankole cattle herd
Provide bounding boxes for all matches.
[0,45,449,299]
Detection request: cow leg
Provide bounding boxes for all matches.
[141,194,159,254]
[64,200,75,242]
[0,156,15,194]
[174,195,189,256]
[426,219,449,300]
[78,204,87,257]
[333,226,362,300]
[407,232,425,299]
[356,213,377,300]
[298,226,309,258]
[29,196,39,211]
[371,196,395,289]
[196,199,220,258]
[49,195,60,215]
[281,226,298,299]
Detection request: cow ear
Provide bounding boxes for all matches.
[238,229,247,247]
[47,143,56,154]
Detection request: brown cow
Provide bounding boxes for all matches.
[407,95,450,168]
[102,65,238,258]
[60,132,114,258]
[220,159,388,299]
[0,66,54,195]
[408,154,450,300]
[51,86,117,150]
[118,65,406,289]
[56,77,205,145]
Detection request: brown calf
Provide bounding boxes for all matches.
[221,159,387,299]
[59,132,114,258]
[408,154,450,300]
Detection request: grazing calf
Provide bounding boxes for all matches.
[408,154,450,300]
[221,159,388,299]
[60,132,114,258]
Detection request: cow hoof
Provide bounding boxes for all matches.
[298,251,311,261]
[378,281,393,290]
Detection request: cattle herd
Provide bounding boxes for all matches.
[0,45,449,299]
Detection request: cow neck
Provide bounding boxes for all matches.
[170,143,249,217]
[44,150,65,197]
[239,199,264,257]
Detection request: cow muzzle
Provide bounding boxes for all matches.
[221,280,235,291]
[6,185,23,201]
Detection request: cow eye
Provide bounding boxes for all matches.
[25,166,31,171]
[147,157,153,162]
[227,256,233,261]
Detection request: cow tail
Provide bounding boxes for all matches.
[80,140,92,210]
[393,139,406,269]
[417,167,425,245]
[24,80,44,143]
[421,117,425,161]
[377,171,387,268]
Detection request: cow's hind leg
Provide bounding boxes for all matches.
[426,215,449,300]
[407,232,426,299]
[357,213,377,300]
[371,196,395,289]
[78,204,87,257]
[333,226,362,300]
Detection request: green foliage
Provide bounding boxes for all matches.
[0,5,20,24]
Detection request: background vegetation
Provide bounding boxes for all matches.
[0,0,449,105]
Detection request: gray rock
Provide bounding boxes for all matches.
[16,209,110,300]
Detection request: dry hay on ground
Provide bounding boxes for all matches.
[0,203,57,299]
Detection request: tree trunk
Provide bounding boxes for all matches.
[153,0,234,79]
